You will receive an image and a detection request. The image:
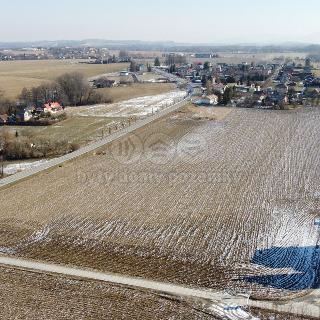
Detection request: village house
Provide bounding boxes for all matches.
[43,102,63,114]
[16,108,33,122]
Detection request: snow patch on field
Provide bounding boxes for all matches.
[0,247,17,254]
[4,159,49,176]
[0,225,50,255]
[208,303,259,320]
[78,91,187,118]
[25,226,51,246]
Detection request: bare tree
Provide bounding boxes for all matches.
[56,72,90,106]
[0,90,14,114]
[19,87,33,106]
[56,72,104,106]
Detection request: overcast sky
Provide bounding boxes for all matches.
[1,0,320,44]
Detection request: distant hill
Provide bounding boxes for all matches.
[0,39,320,53]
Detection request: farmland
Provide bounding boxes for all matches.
[2,116,114,146]
[0,60,129,98]
[0,106,320,306]
[0,266,215,320]
[98,83,176,103]
[0,90,185,156]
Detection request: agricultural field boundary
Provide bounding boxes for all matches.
[0,255,319,319]
[0,255,257,320]
[0,95,190,188]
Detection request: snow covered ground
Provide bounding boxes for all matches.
[76,90,187,118]
[3,159,49,176]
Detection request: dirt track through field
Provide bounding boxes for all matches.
[1,255,319,319]
[0,255,230,300]
[0,255,257,320]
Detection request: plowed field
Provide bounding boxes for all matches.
[1,107,320,301]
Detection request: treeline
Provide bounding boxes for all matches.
[165,55,187,66]
[0,90,14,114]
[1,128,79,161]
[19,72,108,108]
[0,72,110,115]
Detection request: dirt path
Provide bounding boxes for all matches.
[1,255,319,319]
[0,255,257,320]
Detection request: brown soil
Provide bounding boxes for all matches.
[0,266,217,320]
[1,107,320,301]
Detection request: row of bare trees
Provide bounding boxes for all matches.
[1,72,109,116]
[19,72,106,108]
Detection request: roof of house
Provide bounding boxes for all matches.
[44,102,62,110]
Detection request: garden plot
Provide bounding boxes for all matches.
[1,107,320,302]
[73,90,186,118]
